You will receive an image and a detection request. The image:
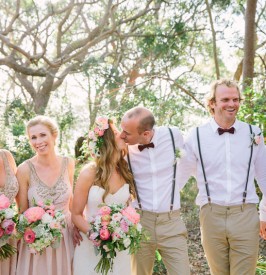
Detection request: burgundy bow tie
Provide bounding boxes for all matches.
[218,127,235,135]
[138,142,155,152]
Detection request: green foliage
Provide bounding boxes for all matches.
[153,250,167,274]
[3,99,35,165]
[238,88,266,136]
[256,256,266,274]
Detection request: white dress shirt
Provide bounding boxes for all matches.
[128,126,184,213]
[178,119,266,220]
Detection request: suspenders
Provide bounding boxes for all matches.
[196,124,253,205]
[127,127,177,211]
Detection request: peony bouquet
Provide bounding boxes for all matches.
[17,199,65,254]
[0,194,17,261]
[89,203,147,275]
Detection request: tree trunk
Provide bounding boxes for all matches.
[243,0,257,88]
[205,0,220,79]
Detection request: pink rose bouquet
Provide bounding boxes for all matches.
[0,194,18,261]
[88,203,148,275]
[17,199,65,254]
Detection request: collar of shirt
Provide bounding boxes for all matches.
[210,118,240,134]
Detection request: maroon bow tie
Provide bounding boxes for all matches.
[218,127,235,135]
[138,142,155,151]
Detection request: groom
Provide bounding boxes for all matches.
[120,106,190,275]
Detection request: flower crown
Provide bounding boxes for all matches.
[88,116,109,157]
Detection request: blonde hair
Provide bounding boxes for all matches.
[206,79,244,115]
[26,115,59,137]
[92,120,135,202]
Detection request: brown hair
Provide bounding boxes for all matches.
[92,120,135,202]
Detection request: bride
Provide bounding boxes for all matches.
[72,117,135,274]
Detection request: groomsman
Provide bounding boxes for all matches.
[120,107,190,275]
[178,79,266,274]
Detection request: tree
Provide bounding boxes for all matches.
[0,0,161,113]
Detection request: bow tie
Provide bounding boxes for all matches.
[217,127,235,135]
[138,142,155,152]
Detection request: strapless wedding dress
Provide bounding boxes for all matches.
[73,184,132,275]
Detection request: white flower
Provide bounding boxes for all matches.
[41,213,53,224]
[250,132,261,147]
[136,223,142,232]
[103,245,110,252]
[123,238,131,248]
[4,208,14,219]
[112,213,122,222]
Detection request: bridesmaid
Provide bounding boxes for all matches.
[16,115,75,275]
[0,149,19,275]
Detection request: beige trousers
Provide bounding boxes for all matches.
[200,203,260,275]
[131,209,190,275]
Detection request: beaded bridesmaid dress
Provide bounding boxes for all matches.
[73,184,131,275]
[16,157,74,275]
[0,150,19,275]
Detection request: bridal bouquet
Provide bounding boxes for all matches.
[89,203,147,275]
[0,194,17,261]
[17,199,65,254]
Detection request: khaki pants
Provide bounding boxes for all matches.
[131,209,190,275]
[200,203,260,275]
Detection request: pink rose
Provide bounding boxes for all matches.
[24,228,36,244]
[96,117,109,129]
[24,207,45,223]
[0,194,10,210]
[121,206,140,224]
[120,219,129,233]
[0,228,4,237]
[2,220,15,235]
[99,226,110,240]
[101,215,111,226]
[99,206,111,215]
[94,127,105,137]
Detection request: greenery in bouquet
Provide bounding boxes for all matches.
[89,203,149,275]
[0,194,18,261]
[17,199,66,254]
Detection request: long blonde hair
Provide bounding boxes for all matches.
[92,120,135,202]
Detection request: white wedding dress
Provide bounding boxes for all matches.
[73,184,132,275]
